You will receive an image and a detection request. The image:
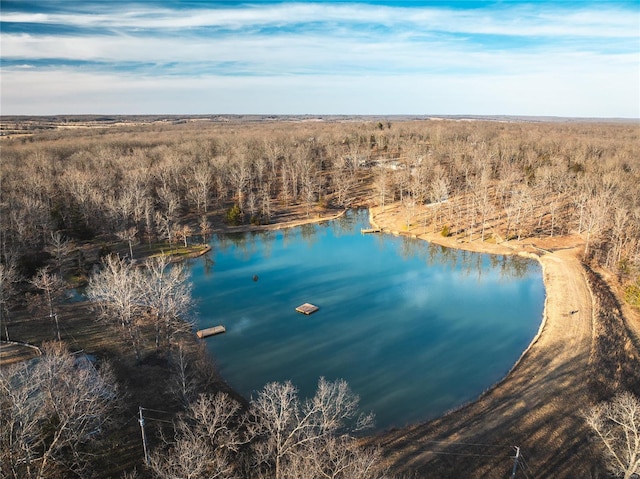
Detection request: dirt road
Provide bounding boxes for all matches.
[369,205,640,478]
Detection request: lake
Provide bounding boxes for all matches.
[189,209,544,431]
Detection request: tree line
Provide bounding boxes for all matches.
[1,118,639,478]
[2,119,638,281]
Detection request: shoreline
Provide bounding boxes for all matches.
[368,206,553,399]
[205,205,590,421]
[176,203,632,477]
[211,208,348,235]
[369,203,602,477]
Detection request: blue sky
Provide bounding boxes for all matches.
[1,0,638,117]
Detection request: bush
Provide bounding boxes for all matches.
[226,204,243,226]
[624,276,640,308]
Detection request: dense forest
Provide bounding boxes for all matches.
[1,118,639,478]
[2,119,639,278]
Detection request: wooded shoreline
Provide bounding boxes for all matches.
[1,118,638,478]
[369,204,640,478]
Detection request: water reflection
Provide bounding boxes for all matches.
[202,252,215,277]
[190,209,544,430]
[210,212,538,283]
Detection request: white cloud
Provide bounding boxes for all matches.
[2,2,638,117]
[3,4,637,38]
[2,30,636,79]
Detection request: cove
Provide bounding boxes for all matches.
[189,210,544,431]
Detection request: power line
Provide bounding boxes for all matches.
[122,415,138,426]
[139,407,175,423]
[519,453,535,479]
[60,320,84,350]
[137,405,180,464]
[142,416,174,424]
[418,439,510,448]
[386,439,521,464]
[418,450,509,458]
[140,407,172,415]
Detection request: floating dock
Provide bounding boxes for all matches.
[296,303,319,315]
[196,325,226,338]
[361,228,381,234]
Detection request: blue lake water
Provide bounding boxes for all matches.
[189,210,544,431]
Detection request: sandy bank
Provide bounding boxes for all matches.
[212,207,347,235]
[195,202,636,477]
[368,204,603,478]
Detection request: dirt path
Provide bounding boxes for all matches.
[368,204,608,478]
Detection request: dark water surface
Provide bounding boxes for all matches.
[190,210,544,431]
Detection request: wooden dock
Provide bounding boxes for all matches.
[296,303,319,315]
[361,228,381,234]
[196,325,226,338]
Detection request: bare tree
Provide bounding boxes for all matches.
[402,198,416,230]
[60,169,100,233]
[297,148,320,218]
[46,231,73,273]
[301,435,387,479]
[175,224,193,248]
[0,262,18,340]
[156,185,181,247]
[155,211,176,250]
[610,207,630,268]
[116,226,138,260]
[507,185,531,241]
[142,197,156,245]
[168,345,198,407]
[331,155,356,208]
[199,215,212,245]
[141,256,194,351]
[374,168,391,211]
[583,195,609,259]
[149,393,246,479]
[430,176,450,232]
[228,155,251,213]
[585,392,640,479]
[0,341,118,479]
[86,255,144,362]
[475,168,494,242]
[249,378,373,479]
[87,254,193,358]
[30,267,65,341]
[187,167,212,214]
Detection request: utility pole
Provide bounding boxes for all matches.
[138,406,150,465]
[511,446,520,479]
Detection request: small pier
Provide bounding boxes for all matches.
[361,228,381,234]
[196,325,226,338]
[296,303,319,315]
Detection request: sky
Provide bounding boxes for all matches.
[1,0,639,117]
